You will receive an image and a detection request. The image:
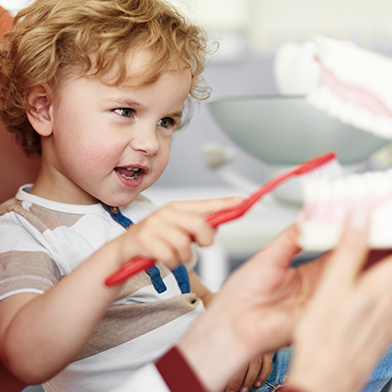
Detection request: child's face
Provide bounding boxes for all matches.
[39,49,192,206]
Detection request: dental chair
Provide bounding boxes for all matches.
[0,119,40,204]
[0,117,40,392]
[0,132,34,386]
[0,6,40,205]
[0,6,40,391]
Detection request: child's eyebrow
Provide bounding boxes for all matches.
[166,110,183,119]
[108,97,183,119]
[108,98,144,109]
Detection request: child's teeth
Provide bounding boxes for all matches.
[121,172,138,179]
[126,167,139,171]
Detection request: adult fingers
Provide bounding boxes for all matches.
[258,224,302,269]
[321,210,370,285]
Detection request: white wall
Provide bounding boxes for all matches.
[249,0,392,51]
[169,0,250,31]
[0,0,31,15]
[169,0,392,52]
[3,0,392,49]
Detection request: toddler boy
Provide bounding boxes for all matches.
[0,1,271,391]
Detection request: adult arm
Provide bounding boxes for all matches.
[287,212,392,392]
[176,215,392,392]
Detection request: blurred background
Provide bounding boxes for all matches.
[2,0,392,293]
[1,1,392,391]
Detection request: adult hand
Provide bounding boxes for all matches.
[288,211,392,392]
[179,223,330,392]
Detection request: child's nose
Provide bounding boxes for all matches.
[129,124,159,156]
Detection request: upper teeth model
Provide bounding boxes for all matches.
[297,169,392,250]
[306,36,392,140]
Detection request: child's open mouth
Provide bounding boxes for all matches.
[115,167,141,180]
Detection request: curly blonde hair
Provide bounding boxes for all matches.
[0,0,212,156]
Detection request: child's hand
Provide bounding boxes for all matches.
[225,353,273,392]
[114,196,243,269]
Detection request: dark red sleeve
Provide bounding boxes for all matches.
[155,346,208,392]
[277,387,306,392]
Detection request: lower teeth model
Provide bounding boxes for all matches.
[306,36,392,139]
[297,169,392,250]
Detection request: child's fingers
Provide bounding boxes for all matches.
[150,206,218,247]
[125,197,245,267]
[254,353,273,388]
[240,357,264,391]
[225,366,247,392]
[166,196,244,217]
[149,227,194,265]
[132,224,195,268]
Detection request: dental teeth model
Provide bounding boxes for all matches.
[307,36,392,140]
[297,169,392,250]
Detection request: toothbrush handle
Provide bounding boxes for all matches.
[105,256,156,286]
[105,166,303,286]
[104,151,337,286]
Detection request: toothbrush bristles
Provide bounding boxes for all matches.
[301,159,342,182]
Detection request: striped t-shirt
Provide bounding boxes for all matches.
[0,185,204,392]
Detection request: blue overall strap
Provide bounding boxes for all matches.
[105,205,167,294]
[171,265,190,294]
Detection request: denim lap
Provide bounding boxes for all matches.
[361,344,392,392]
[249,343,392,392]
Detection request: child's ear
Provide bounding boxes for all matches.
[25,84,54,137]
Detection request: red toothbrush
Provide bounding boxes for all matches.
[105,151,340,286]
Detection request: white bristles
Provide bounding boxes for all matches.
[300,158,343,183]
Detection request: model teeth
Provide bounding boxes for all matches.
[307,87,392,139]
[297,169,392,250]
[306,36,392,140]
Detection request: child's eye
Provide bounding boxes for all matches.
[114,108,134,118]
[158,117,173,129]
